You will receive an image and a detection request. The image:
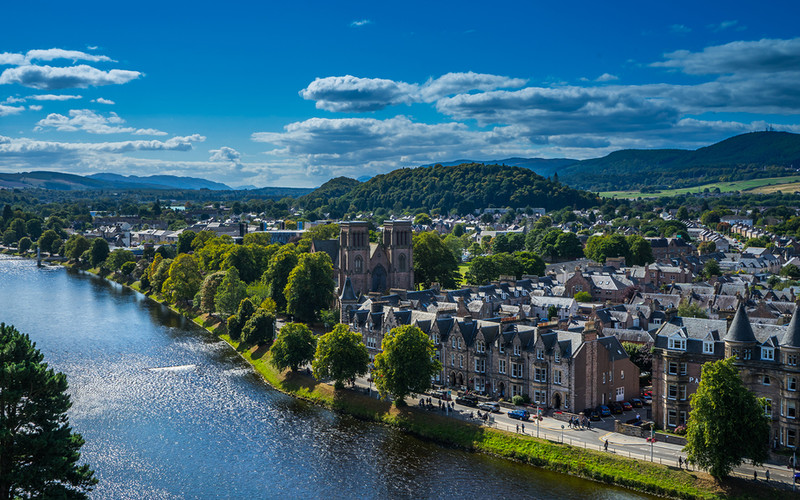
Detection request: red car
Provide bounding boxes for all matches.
[621,401,633,411]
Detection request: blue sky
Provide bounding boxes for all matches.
[1,1,799,188]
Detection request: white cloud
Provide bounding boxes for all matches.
[92,97,114,104]
[28,105,42,111]
[25,49,114,64]
[0,134,204,155]
[27,94,82,101]
[35,109,167,135]
[708,20,744,33]
[2,96,25,104]
[209,146,242,164]
[652,37,800,75]
[595,73,618,82]
[0,52,26,65]
[350,19,371,27]
[0,65,141,90]
[300,72,527,112]
[0,104,24,117]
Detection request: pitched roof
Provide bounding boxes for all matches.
[724,304,758,343]
[339,277,358,301]
[781,307,800,348]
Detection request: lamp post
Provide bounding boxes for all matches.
[650,426,655,462]
[536,406,540,438]
[561,424,564,444]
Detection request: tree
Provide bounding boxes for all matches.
[223,245,259,283]
[0,323,97,499]
[684,357,769,478]
[555,232,584,259]
[703,259,721,278]
[37,229,60,255]
[584,234,629,264]
[697,241,716,255]
[177,230,196,254]
[106,249,135,271]
[574,291,592,302]
[413,231,460,289]
[677,299,709,318]
[547,305,558,320]
[198,271,226,313]
[227,298,255,341]
[676,206,689,220]
[372,325,441,405]
[780,264,800,279]
[150,258,173,294]
[243,232,272,246]
[626,235,654,266]
[413,213,432,226]
[621,342,652,384]
[17,237,32,253]
[240,308,275,347]
[64,235,90,261]
[270,323,317,372]
[264,245,298,312]
[284,252,335,323]
[89,238,109,267]
[215,267,247,317]
[162,254,203,304]
[312,324,369,389]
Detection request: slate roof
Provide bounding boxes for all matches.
[724,305,758,343]
[781,308,800,348]
[339,277,358,301]
[311,239,339,268]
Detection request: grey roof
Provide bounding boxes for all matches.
[339,277,358,301]
[781,308,800,348]
[724,305,758,343]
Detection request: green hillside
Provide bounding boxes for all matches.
[557,131,800,191]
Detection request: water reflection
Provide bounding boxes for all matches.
[0,258,652,499]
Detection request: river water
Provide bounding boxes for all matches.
[0,257,653,499]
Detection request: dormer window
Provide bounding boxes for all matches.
[513,344,520,356]
[554,351,560,363]
[703,341,714,354]
[499,342,505,354]
[668,337,686,350]
[477,340,485,353]
[537,349,544,360]
[762,347,774,361]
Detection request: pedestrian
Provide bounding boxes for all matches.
[587,419,591,429]
[754,470,757,481]
[678,456,682,469]
[604,439,608,451]
[516,424,520,433]
[765,469,770,481]
[521,423,525,433]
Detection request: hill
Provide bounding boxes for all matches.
[88,173,231,190]
[558,131,800,191]
[424,157,575,177]
[295,176,361,215]
[339,163,599,214]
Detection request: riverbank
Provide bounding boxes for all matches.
[12,254,786,499]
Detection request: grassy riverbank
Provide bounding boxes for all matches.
[25,256,787,499]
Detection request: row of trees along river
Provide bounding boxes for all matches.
[0,256,653,499]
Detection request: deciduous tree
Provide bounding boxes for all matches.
[312,324,369,389]
[270,323,316,372]
[372,325,441,405]
[284,252,335,323]
[413,231,460,289]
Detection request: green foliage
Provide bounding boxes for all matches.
[120,261,136,275]
[270,323,317,372]
[464,251,544,285]
[744,235,771,249]
[780,264,800,279]
[240,308,275,347]
[512,395,524,406]
[413,213,432,225]
[162,254,202,303]
[684,357,770,478]
[703,259,721,278]
[697,241,716,254]
[64,234,90,261]
[106,249,135,271]
[625,235,654,266]
[373,325,441,405]
[150,258,173,295]
[284,252,335,323]
[177,230,196,254]
[215,267,247,317]
[676,206,689,220]
[190,230,216,251]
[621,342,652,382]
[17,236,32,253]
[2,228,17,246]
[413,231,460,289]
[312,323,369,389]
[264,244,298,312]
[37,229,61,255]
[573,291,592,302]
[227,298,256,342]
[584,234,629,264]
[223,244,258,283]
[89,238,109,267]
[243,231,272,246]
[0,323,97,499]
[199,271,226,313]
[547,305,558,320]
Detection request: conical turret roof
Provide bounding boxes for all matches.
[339,277,358,302]
[724,303,757,343]
[781,306,800,348]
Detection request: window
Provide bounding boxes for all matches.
[513,344,520,356]
[680,362,687,376]
[602,372,606,384]
[668,409,677,427]
[616,387,624,399]
[459,355,463,369]
[620,370,625,380]
[512,363,523,378]
[476,340,485,353]
[474,377,485,392]
[452,337,456,348]
[731,348,740,359]
[789,401,797,419]
[554,351,560,363]
[764,398,772,417]
[679,385,687,401]
[458,338,462,350]
[789,354,798,366]
[432,333,439,345]
[499,342,505,354]
[762,347,774,361]
[609,370,613,382]
[354,256,363,273]
[668,362,678,375]
[789,377,797,391]
[679,411,687,426]
[534,367,547,382]
[763,375,771,386]
[499,359,506,374]
[703,341,714,354]
[475,358,485,373]
[537,349,544,360]
[668,384,678,400]
[668,337,686,350]
[450,353,455,367]
[789,429,797,447]
[743,348,752,360]
[399,254,407,272]
[366,337,377,349]
[554,370,562,385]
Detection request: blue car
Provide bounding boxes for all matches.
[597,405,611,417]
[508,409,531,421]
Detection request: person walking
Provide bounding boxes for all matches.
[604,439,608,451]
[678,456,682,469]
[521,423,525,434]
[765,469,770,481]
[516,424,520,433]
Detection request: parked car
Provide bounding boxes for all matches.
[641,394,652,404]
[455,396,479,407]
[434,390,451,401]
[597,405,611,417]
[508,409,531,421]
[621,401,633,411]
[630,398,643,408]
[609,402,623,414]
[478,402,501,413]
[583,408,601,421]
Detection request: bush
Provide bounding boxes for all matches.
[120,261,136,275]
[674,425,687,436]
[240,309,275,347]
[512,395,524,406]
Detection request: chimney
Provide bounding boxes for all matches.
[582,319,598,342]
[371,301,386,313]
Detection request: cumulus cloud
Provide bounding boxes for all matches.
[0,48,114,66]
[92,97,114,104]
[595,73,618,82]
[28,105,42,111]
[35,109,167,135]
[0,104,24,117]
[0,65,141,90]
[350,19,371,27]
[0,134,204,155]
[0,52,26,65]
[27,93,82,101]
[300,72,527,112]
[209,146,243,164]
[652,37,800,75]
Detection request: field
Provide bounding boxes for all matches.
[600,175,800,199]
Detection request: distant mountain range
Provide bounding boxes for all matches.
[0,171,232,191]
[425,131,800,192]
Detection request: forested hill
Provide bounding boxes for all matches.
[337,163,599,214]
[557,131,800,191]
[295,176,360,213]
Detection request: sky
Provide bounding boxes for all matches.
[1,1,799,188]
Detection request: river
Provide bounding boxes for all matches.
[0,257,653,499]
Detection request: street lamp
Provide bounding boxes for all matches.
[536,406,540,438]
[561,424,564,444]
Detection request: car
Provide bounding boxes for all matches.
[478,402,501,413]
[583,408,601,421]
[455,396,479,407]
[508,409,531,421]
[641,394,652,404]
[609,402,623,414]
[621,401,633,411]
[434,390,452,401]
[630,398,643,408]
[597,405,611,417]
